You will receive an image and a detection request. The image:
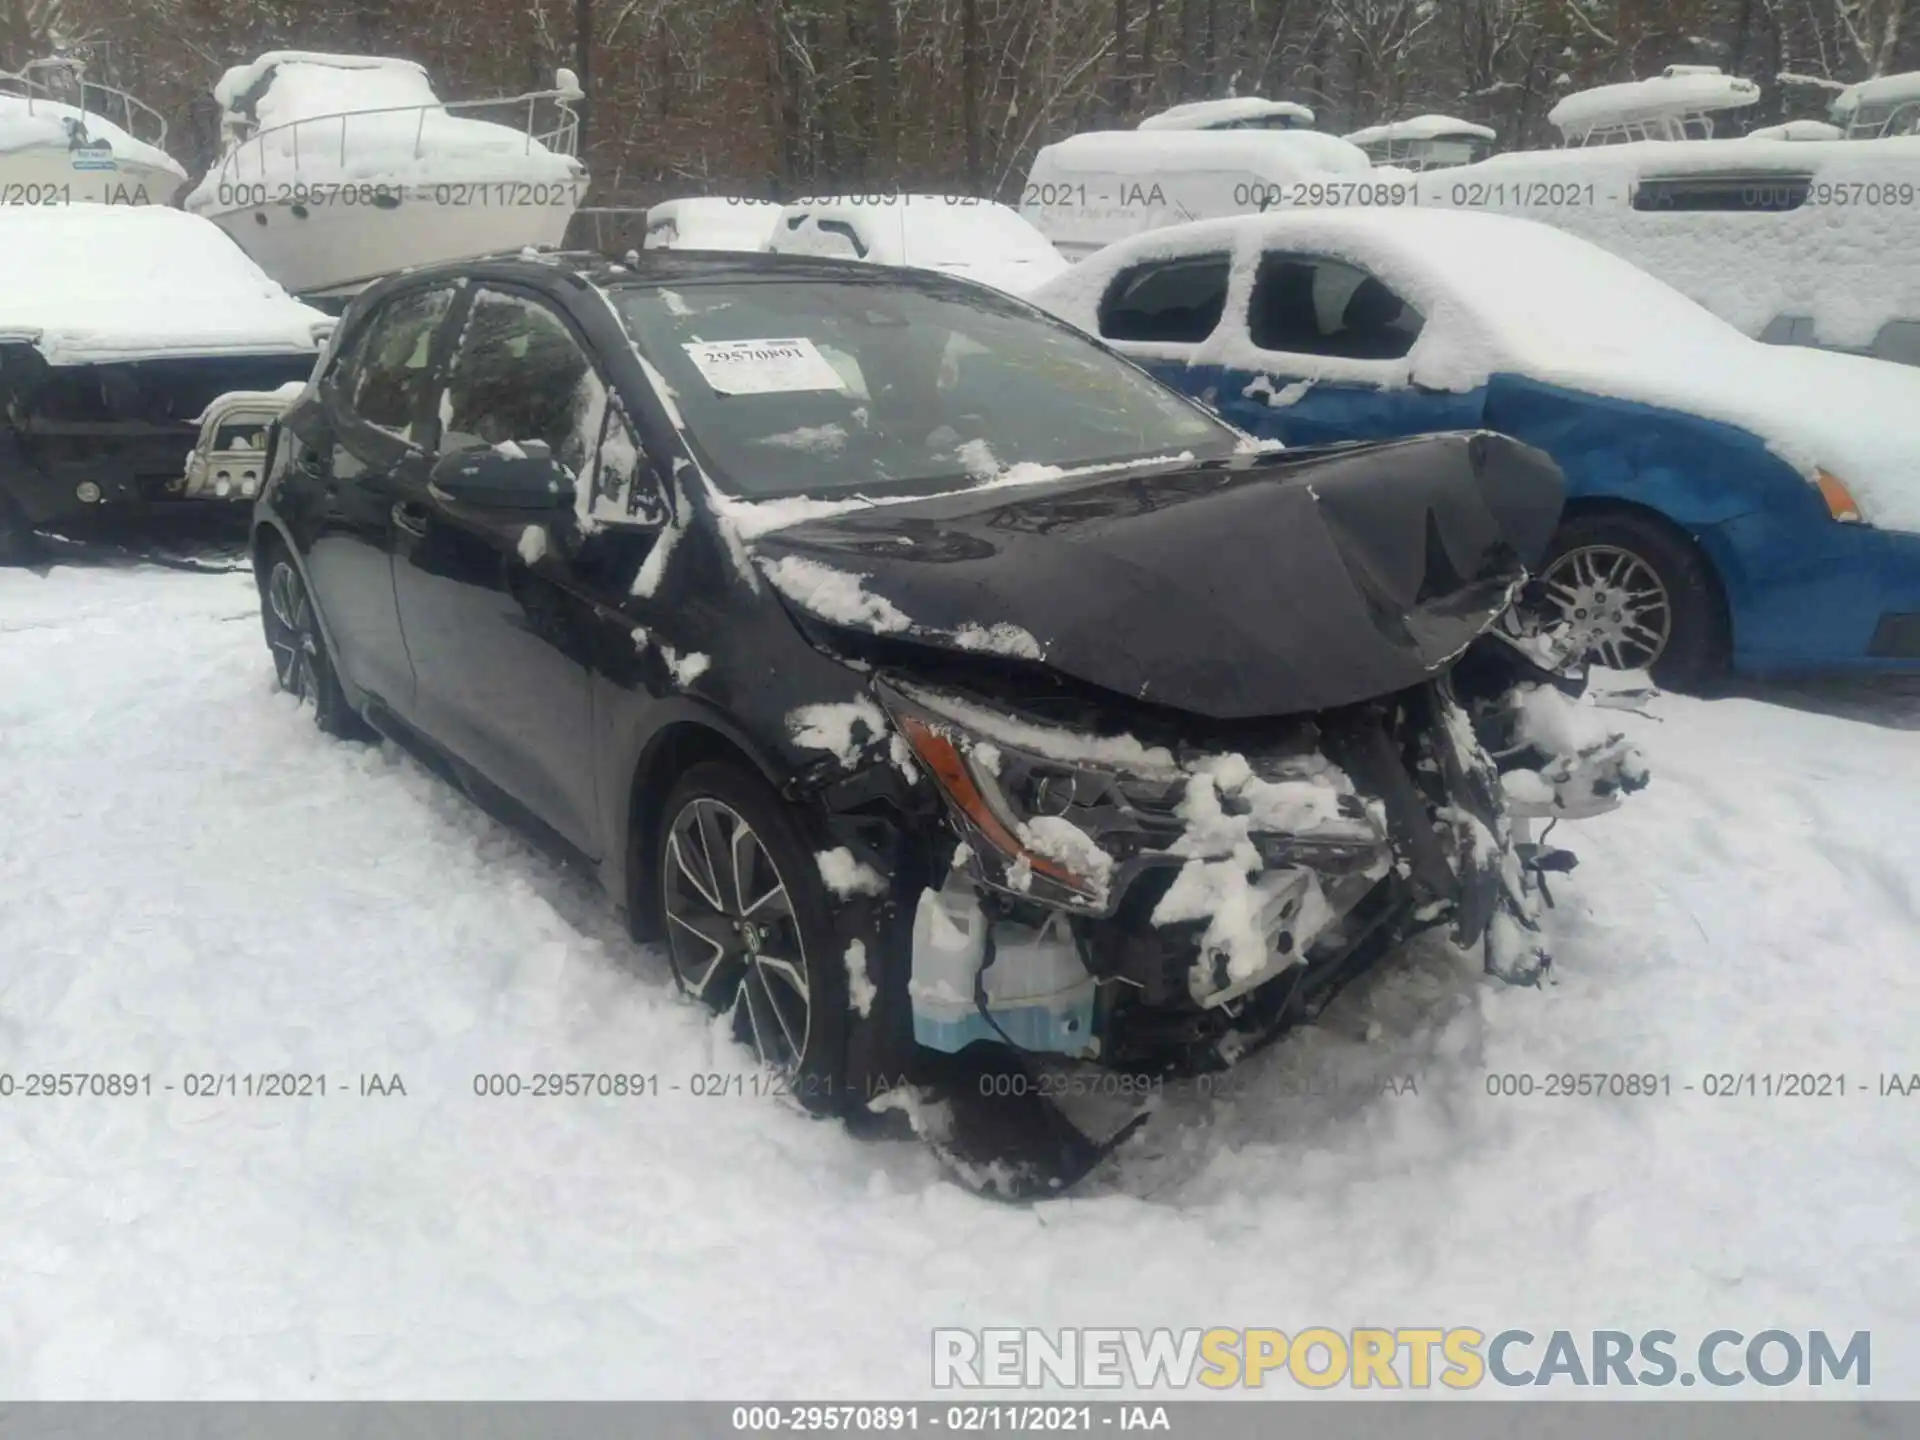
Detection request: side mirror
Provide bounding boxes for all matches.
[429,440,575,511]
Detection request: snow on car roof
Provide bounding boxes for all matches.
[0,206,331,364]
[1343,114,1496,146]
[1035,206,1920,531]
[1549,69,1760,138]
[0,92,186,179]
[1137,97,1316,130]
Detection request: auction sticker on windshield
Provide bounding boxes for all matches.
[682,337,846,396]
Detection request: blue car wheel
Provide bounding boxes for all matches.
[1535,511,1728,690]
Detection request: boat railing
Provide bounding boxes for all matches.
[0,57,170,149]
[211,75,583,187]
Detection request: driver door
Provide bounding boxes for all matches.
[390,285,657,860]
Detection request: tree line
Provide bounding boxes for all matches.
[6,0,1913,208]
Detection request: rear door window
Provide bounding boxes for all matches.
[1247,253,1424,361]
[1097,254,1231,343]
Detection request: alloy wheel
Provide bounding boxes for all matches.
[265,560,321,708]
[1537,544,1672,671]
[661,797,813,1075]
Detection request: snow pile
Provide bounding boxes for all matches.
[189,52,580,202]
[950,623,1044,660]
[787,697,891,769]
[659,646,710,686]
[817,848,889,898]
[772,197,1068,294]
[0,206,329,364]
[843,939,877,1015]
[760,555,911,633]
[645,197,780,251]
[3,564,1919,1396]
[0,91,186,179]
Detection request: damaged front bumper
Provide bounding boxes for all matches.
[874,663,1587,1072]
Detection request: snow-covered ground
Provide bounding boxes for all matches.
[2,558,1917,1398]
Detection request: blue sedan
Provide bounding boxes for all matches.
[1031,208,1920,686]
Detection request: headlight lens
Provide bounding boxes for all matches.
[1815,468,1865,523]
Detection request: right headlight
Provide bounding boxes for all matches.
[878,682,1185,914]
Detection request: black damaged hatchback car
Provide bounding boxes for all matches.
[253,249,1646,1195]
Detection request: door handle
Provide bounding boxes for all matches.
[391,501,430,537]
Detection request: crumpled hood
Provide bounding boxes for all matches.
[749,430,1566,721]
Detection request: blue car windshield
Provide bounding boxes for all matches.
[613,277,1238,498]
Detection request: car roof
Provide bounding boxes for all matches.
[359,246,935,296]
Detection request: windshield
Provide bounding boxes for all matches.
[615,278,1238,498]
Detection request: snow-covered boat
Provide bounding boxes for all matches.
[184,52,588,302]
[1549,64,1760,144]
[1830,71,1920,138]
[1343,114,1495,170]
[0,56,186,205]
[1136,97,1315,131]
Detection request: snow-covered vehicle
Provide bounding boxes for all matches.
[1019,128,1375,259]
[1344,115,1496,170]
[643,196,781,251]
[183,52,588,302]
[1031,207,1920,684]
[1829,71,1920,139]
[0,207,330,562]
[1136,97,1316,131]
[251,247,1646,1195]
[765,194,1068,294]
[0,55,186,205]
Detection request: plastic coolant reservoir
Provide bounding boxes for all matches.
[909,875,1098,1057]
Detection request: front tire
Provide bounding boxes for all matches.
[259,545,373,740]
[0,490,40,568]
[1535,511,1726,692]
[655,760,851,1113]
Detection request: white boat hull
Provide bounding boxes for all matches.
[191,176,587,297]
[0,145,183,205]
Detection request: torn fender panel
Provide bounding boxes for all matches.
[750,431,1567,721]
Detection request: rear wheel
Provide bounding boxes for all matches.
[1534,512,1726,691]
[259,545,373,740]
[655,760,851,1113]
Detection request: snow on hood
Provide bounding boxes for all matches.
[1032,207,1920,533]
[0,207,331,364]
[0,93,186,180]
[188,51,580,204]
